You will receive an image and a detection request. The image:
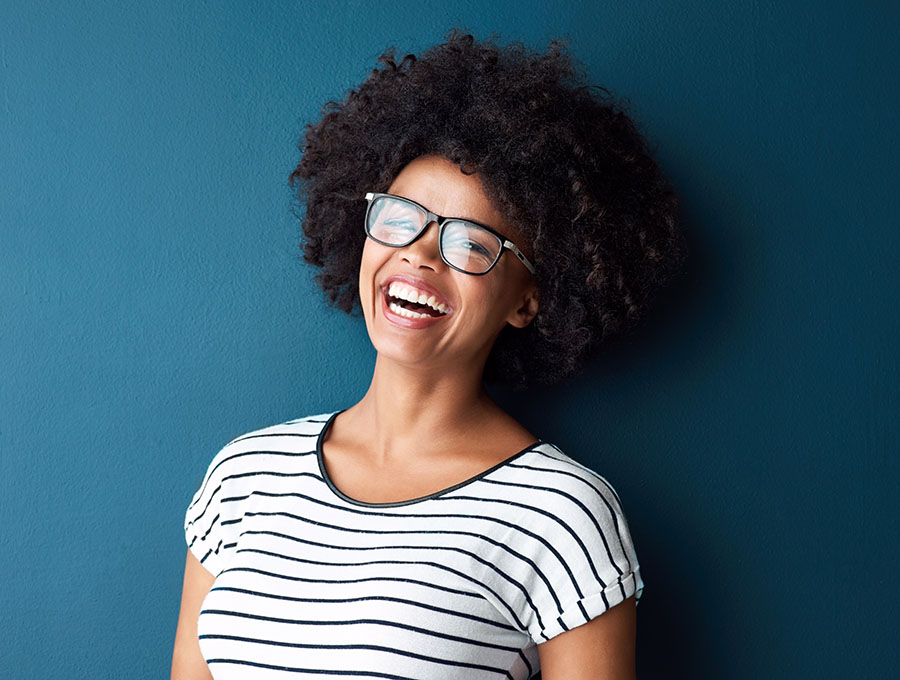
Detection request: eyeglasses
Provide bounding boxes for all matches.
[364,192,536,276]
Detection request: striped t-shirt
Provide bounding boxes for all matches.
[184,412,643,679]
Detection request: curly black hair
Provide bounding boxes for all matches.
[290,31,686,388]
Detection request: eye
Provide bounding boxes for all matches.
[446,238,492,258]
[441,222,501,269]
[383,218,418,231]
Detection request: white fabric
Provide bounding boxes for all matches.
[185,412,643,679]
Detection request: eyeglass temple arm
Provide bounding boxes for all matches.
[503,240,537,274]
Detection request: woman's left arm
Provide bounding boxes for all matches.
[537,596,637,680]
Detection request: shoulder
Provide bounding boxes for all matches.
[501,442,638,572]
[222,411,337,449]
[488,442,644,642]
[184,411,338,573]
[215,411,335,459]
[190,411,337,494]
[509,442,628,516]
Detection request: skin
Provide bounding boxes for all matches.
[171,551,214,680]
[331,155,542,490]
[170,155,636,679]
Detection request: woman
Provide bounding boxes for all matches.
[172,32,685,679]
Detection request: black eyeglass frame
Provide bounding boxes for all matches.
[363,192,536,276]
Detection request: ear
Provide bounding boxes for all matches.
[506,284,540,328]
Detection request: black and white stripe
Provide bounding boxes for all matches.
[185,412,643,679]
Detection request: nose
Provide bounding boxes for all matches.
[400,220,442,270]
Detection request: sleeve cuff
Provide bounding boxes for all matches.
[532,567,643,643]
[185,510,224,577]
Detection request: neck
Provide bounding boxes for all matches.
[344,353,500,466]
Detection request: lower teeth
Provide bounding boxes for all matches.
[389,301,434,319]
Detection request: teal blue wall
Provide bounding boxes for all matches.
[2,1,897,677]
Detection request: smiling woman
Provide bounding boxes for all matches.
[171,31,685,680]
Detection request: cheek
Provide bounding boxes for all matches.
[357,245,375,316]
[459,280,506,323]
[473,271,531,323]
[358,240,381,295]
[358,239,397,315]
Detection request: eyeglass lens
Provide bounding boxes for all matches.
[366,195,501,274]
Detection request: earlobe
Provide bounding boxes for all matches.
[507,287,540,328]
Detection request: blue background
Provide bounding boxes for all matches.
[2,1,898,678]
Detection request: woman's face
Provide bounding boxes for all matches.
[358,155,539,375]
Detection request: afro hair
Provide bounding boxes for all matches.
[290,31,687,388]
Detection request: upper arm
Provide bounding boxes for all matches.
[171,549,216,680]
[537,596,636,680]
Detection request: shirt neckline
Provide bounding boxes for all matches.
[315,410,542,508]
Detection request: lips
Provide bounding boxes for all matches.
[381,275,452,309]
[379,274,453,328]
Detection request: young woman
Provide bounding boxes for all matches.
[172,32,685,680]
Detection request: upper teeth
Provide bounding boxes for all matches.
[387,281,449,314]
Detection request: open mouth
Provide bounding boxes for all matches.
[383,281,450,320]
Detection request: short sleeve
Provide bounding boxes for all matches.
[184,444,244,577]
[521,466,644,644]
